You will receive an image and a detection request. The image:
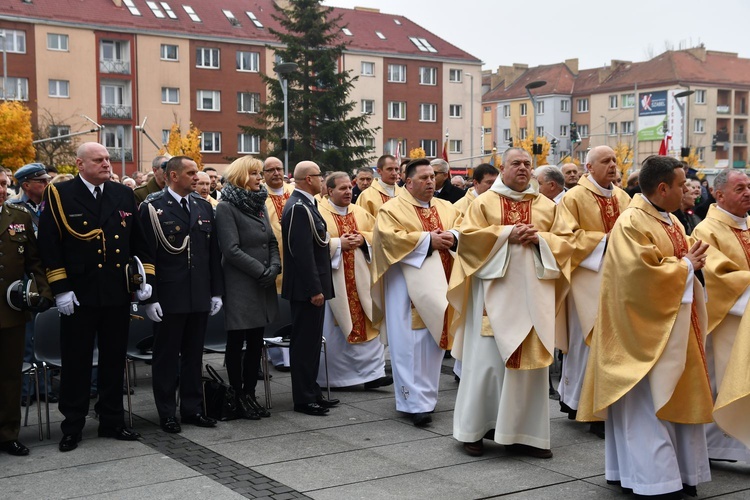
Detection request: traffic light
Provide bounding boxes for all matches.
[711,134,717,152]
[532,143,543,155]
[681,147,690,158]
[550,138,559,154]
[570,123,578,143]
[508,137,513,147]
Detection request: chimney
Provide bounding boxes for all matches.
[598,59,631,83]
[112,0,122,6]
[354,6,380,13]
[687,45,707,61]
[496,63,528,89]
[564,58,579,75]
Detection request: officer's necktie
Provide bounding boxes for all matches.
[94,186,101,200]
[181,198,190,216]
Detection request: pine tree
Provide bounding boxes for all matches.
[240,0,378,172]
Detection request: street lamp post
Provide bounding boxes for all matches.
[274,62,299,178]
[674,89,695,158]
[0,31,7,101]
[525,80,547,167]
[600,115,609,146]
[466,72,474,169]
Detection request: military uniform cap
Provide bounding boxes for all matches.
[15,163,51,183]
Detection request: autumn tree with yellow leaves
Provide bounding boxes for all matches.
[0,101,35,171]
[684,147,703,169]
[511,135,550,166]
[409,147,426,159]
[159,122,203,168]
[613,142,634,181]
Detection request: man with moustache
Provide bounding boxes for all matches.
[356,155,403,217]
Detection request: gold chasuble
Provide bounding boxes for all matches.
[371,190,460,350]
[447,183,573,370]
[578,194,713,424]
[318,201,379,343]
[355,181,403,218]
[265,183,294,293]
[693,204,750,447]
[453,187,477,216]
[555,175,630,350]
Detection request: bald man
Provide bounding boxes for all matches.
[281,161,336,416]
[561,163,580,190]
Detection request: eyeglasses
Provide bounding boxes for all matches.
[28,178,50,185]
[308,173,324,178]
[264,167,283,173]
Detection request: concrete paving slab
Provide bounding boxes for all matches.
[79,475,246,500]
[548,415,604,447]
[492,478,621,499]
[513,439,605,479]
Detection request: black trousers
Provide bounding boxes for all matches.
[59,305,130,435]
[225,327,264,395]
[289,300,324,405]
[0,325,25,443]
[152,312,208,419]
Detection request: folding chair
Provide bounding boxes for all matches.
[21,362,43,441]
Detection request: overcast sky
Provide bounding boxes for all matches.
[323,0,749,71]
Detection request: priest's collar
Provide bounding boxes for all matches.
[638,193,673,225]
[587,174,614,198]
[378,179,396,197]
[716,205,749,230]
[489,177,538,201]
[268,185,285,196]
[328,199,349,215]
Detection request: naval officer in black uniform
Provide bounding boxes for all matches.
[37,142,155,452]
[139,156,224,433]
[281,161,337,416]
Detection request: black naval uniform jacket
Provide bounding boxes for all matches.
[37,177,155,306]
[139,190,223,313]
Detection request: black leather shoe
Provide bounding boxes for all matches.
[160,417,182,434]
[0,440,30,456]
[98,426,141,441]
[589,421,605,439]
[59,433,82,452]
[294,403,329,416]
[412,412,432,427]
[364,376,394,389]
[181,414,217,427]
[316,397,339,408]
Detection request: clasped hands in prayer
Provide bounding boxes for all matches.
[508,223,539,246]
[339,232,364,251]
[429,229,454,251]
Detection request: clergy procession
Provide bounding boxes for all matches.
[3,142,750,500]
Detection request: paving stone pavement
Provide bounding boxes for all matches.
[2,353,749,499]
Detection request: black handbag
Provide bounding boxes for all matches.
[202,364,237,421]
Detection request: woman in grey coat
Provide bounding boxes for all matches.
[216,156,280,419]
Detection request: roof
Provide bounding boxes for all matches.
[482,63,575,103]
[0,0,480,62]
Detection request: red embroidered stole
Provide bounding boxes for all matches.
[593,194,621,233]
[332,212,368,343]
[730,228,750,268]
[379,191,391,204]
[270,192,290,223]
[413,204,452,349]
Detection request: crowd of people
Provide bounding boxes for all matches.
[1,143,749,500]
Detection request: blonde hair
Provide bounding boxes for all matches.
[51,173,74,184]
[223,156,262,189]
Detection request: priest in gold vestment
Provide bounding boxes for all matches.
[356,154,403,217]
[371,159,460,427]
[692,169,750,462]
[554,146,631,438]
[449,148,573,458]
[578,156,714,498]
[315,173,392,390]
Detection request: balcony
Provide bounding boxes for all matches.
[101,105,132,119]
[734,133,748,144]
[717,105,731,114]
[107,148,133,162]
[99,59,131,74]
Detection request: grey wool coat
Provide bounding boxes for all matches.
[215,200,280,331]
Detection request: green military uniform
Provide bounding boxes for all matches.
[133,177,162,205]
[0,203,52,445]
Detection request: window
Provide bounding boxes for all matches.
[560,125,568,137]
[409,37,437,53]
[519,128,527,140]
[503,129,511,141]
[101,84,125,107]
[577,151,587,163]
[362,136,375,151]
[236,51,259,72]
[0,77,29,101]
[484,106,491,112]
[387,64,406,83]
[560,100,569,112]
[47,33,69,51]
[102,126,131,151]
[577,98,589,113]
[123,0,142,16]
[223,9,240,26]
[375,31,386,40]
[621,93,635,108]
[536,100,545,115]
[201,132,221,153]
[449,104,462,118]
[238,134,260,154]
[49,125,71,142]
[536,126,544,137]
[449,140,462,154]
[361,99,374,114]
[101,83,130,118]
[161,2,177,19]
[1,30,26,54]
[162,129,170,144]
[183,5,201,22]
[609,122,618,136]
[695,90,706,104]
[484,127,492,134]
[341,28,353,36]
[519,103,527,116]
[100,40,130,73]
[609,95,618,109]
[419,103,437,122]
[420,139,437,157]
[361,61,375,76]
[237,92,260,113]
[449,69,462,82]
[49,79,69,98]
[245,11,263,28]
[146,1,165,18]
[197,90,220,111]
[160,44,178,61]
[694,118,706,133]
[620,121,633,135]
[388,101,406,120]
[696,147,705,161]
[578,124,589,138]
[161,87,179,104]
[385,138,406,156]
[503,105,511,118]
[196,48,220,68]
[419,67,437,85]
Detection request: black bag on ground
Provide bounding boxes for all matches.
[202,364,237,421]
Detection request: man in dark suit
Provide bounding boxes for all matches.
[281,161,337,416]
[430,159,465,204]
[138,156,224,433]
[37,142,155,452]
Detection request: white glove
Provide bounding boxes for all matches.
[210,296,223,316]
[136,283,152,302]
[145,302,163,322]
[55,291,79,316]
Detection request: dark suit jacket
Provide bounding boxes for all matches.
[139,190,223,314]
[435,182,466,204]
[37,176,154,307]
[280,190,333,302]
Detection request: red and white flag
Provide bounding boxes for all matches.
[658,132,672,156]
[395,141,401,165]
